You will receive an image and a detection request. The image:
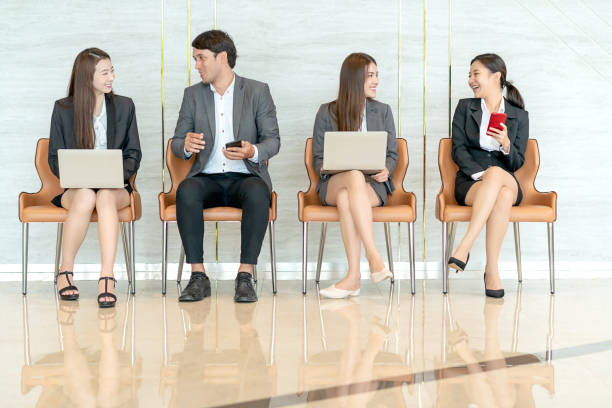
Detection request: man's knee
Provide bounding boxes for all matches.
[241,178,270,206]
[177,178,201,205]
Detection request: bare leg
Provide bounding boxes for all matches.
[326,171,385,276]
[484,187,514,290]
[95,189,130,303]
[58,188,97,296]
[453,167,518,262]
[333,188,362,290]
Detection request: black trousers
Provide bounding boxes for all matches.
[176,172,271,265]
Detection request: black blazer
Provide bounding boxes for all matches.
[48,93,142,184]
[451,97,529,177]
[312,99,399,201]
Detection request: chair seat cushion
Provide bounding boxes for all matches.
[160,205,274,222]
[302,205,416,223]
[20,205,134,223]
[441,204,555,223]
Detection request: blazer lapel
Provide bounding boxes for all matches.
[469,98,482,128]
[202,85,216,142]
[365,99,378,130]
[105,94,116,147]
[233,74,243,140]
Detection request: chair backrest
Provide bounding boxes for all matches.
[33,138,64,204]
[438,138,541,205]
[303,138,409,204]
[165,138,196,197]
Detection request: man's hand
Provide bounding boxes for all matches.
[185,132,205,153]
[223,140,255,160]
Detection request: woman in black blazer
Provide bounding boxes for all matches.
[48,48,141,307]
[448,53,528,298]
[312,53,398,299]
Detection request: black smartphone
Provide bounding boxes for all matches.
[225,140,242,149]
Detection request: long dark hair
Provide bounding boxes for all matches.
[471,53,524,110]
[67,48,112,149]
[330,52,377,131]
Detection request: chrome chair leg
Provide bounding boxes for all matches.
[121,223,132,286]
[384,222,394,281]
[129,221,135,294]
[54,223,63,282]
[177,245,185,282]
[315,223,327,283]
[442,222,448,294]
[269,220,277,294]
[22,223,29,295]
[408,221,416,294]
[162,221,168,294]
[253,265,258,282]
[547,222,555,294]
[302,222,308,294]
[447,222,456,277]
[513,222,523,282]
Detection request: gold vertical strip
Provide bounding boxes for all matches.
[213,0,217,29]
[422,0,427,261]
[215,222,219,262]
[397,0,402,261]
[187,0,191,86]
[161,0,166,192]
[448,0,452,137]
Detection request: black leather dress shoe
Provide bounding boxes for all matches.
[178,273,211,302]
[234,272,258,303]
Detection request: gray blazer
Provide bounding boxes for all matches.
[312,99,398,205]
[171,74,280,192]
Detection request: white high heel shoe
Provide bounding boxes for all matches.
[319,284,360,299]
[370,267,393,284]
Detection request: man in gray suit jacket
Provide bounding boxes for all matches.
[172,30,280,303]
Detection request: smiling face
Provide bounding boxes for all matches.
[468,60,501,99]
[364,62,379,99]
[92,58,114,95]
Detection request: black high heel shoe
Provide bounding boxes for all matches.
[57,271,79,301]
[484,273,504,298]
[448,253,470,273]
[98,277,117,308]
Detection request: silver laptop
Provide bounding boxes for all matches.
[321,131,387,175]
[58,149,124,189]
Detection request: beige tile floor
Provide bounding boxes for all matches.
[3,277,612,407]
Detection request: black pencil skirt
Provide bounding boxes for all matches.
[454,168,522,206]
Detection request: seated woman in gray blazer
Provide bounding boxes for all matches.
[312,53,398,299]
[48,48,141,308]
[448,53,528,298]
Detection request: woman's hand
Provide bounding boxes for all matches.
[487,123,510,153]
[371,167,389,183]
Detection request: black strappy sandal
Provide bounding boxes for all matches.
[56,271,80,301]
[98,277,117,308]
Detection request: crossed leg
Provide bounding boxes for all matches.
[325,170,385,291]
[452,167,517,290]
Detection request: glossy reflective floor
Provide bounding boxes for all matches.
[5,278,612,407]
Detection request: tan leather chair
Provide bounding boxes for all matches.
[297,138,417,295]
[436,138,557,294]
[18,138,141,295]
[158,138,278,294]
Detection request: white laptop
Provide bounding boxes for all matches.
[321,131,387,175]
[58,149,124,189]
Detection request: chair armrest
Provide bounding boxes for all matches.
[436,193,446,221]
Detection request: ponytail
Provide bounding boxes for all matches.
[504,80,524,110]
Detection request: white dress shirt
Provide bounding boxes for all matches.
[360,105,367,131]
[185,74,259,174]
[472,98,509,180]
[93,98,107,150]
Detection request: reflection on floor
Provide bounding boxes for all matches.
[5,278,612,407]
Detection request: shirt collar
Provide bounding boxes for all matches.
[210,73,236,96]
[481,97,505,114]
[94,97,106,122]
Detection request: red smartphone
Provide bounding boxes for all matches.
[487,112,507,133]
